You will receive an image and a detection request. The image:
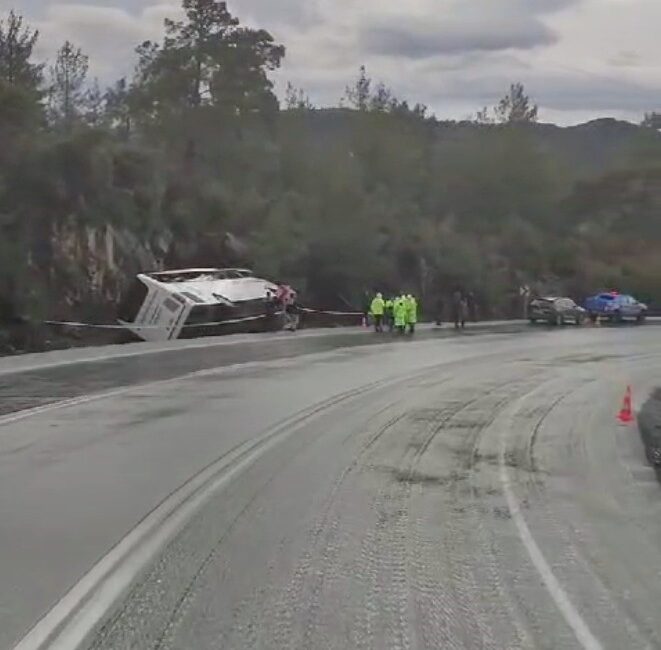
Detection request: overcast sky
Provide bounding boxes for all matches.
[3,0,661,125]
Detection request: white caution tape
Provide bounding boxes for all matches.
[44,314,281,331]
[44,321,162,331]
[300,307,363,316]
[44,308,361,331]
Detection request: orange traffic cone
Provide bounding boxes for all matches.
[617,385,634,424]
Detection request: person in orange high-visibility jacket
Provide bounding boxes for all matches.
[406,294,418,334]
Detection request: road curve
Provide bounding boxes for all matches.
[3,325,661,649]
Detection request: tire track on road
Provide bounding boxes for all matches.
[397,374,541,649]
[157,372,450,649]
[384,367,550,649]
[80,376,414,650]
[517,378,656,649]
[154,404,414,650]
[464,375,582,649]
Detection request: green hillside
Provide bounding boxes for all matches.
[2,2,661,351]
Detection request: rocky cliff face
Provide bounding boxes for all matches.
[0,217,251,354]
[1,222,169,353]
[50,221,170,319]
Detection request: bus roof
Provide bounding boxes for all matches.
[148,268,255,282]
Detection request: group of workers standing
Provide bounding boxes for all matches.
[265,284,477,335]
[369,293,418,334]
[368,289,478,334]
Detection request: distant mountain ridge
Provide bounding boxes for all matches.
[286,109,661,178]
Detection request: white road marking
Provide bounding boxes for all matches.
[0,328,366,377]
[0,390,133,426]
[0,327,527,430]
[10,370,427,650]
[0,342,409,429]
[0,358,287,428]
[12,405,312,650]
[499,441,604,650]
[0,321,523,378]
[0,339,421,430]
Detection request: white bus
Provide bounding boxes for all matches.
[117,268,279,342]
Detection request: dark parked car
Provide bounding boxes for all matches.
[529,297,586,326]
[584,292,647,323]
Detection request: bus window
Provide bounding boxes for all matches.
[180,291,205,303]
[163,297,181,312]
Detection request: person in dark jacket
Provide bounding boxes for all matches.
[435,295,445,326]
[466,291,478,322]
[451,290,467,329]
[384,298,395,332]
[284,291,300,331]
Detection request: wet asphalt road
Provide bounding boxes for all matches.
[3,325,661,649]
[0,322,525,417]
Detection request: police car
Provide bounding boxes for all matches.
[584,291,647,324]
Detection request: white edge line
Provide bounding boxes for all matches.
[8,361,421,645]
[4,336,525,647]
[0,357,294,429]
[12,372,410,650]
[0,327,368,377]
[499,433,604,650]
[0,321,524,378]
[0,333,518,430]
[0,391,133,427]
[14,407,302,650]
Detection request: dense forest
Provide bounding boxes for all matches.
[2,0,661,350]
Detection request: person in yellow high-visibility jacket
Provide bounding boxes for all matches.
[406,294,418,334]
[394,294,407,335]
[384,298,395,332]
[370,293,385,332]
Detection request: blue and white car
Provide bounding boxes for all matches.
[584,292,647,324]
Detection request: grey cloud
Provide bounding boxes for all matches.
[356,0,579,60]
[31,3,181,81]
[360,18,556,59]
[234,0,319,28]
[8,0,658,125]
[532,75,660,111]
[419,67,660,113]
[609,50,641,68]
[514,0,581,13]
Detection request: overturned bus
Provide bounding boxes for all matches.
[117,268,280,342]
